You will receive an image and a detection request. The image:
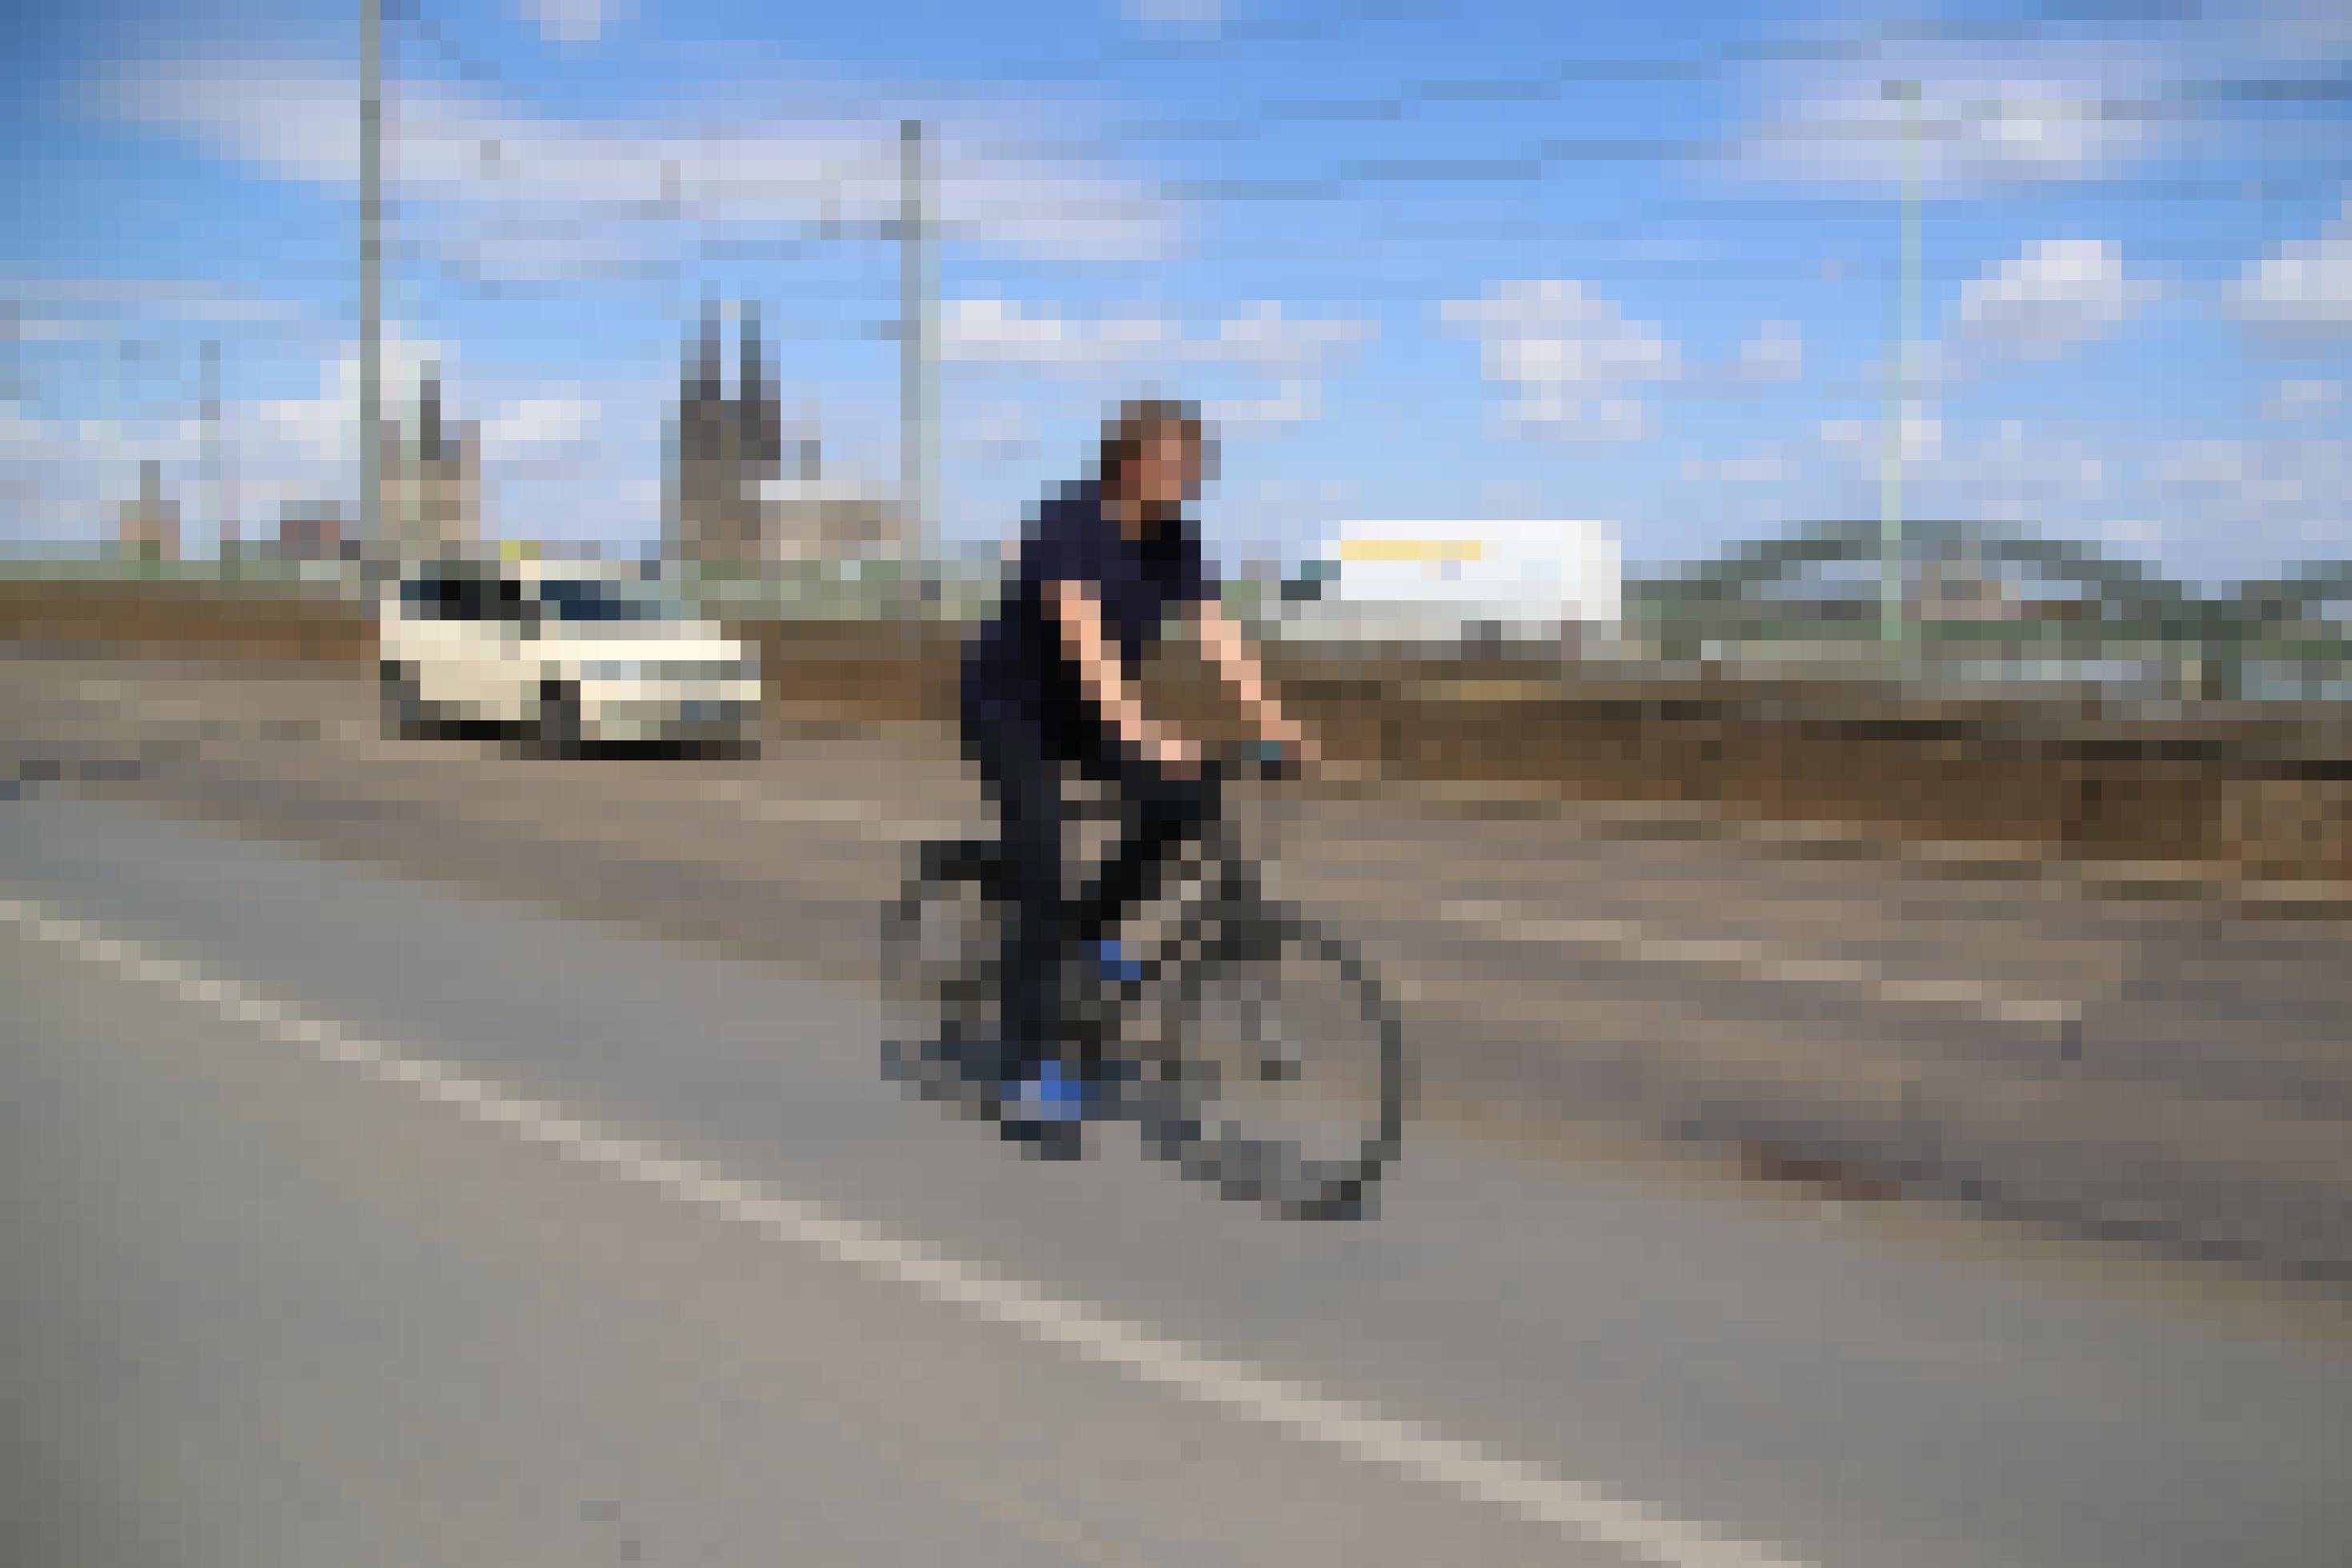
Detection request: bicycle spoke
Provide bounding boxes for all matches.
[883,832,1407,1213]
[1142,904,1404,1213]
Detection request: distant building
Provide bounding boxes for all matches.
[379,365,480,560]
[275,501,349,562]
[758,475,901,565]
[666,301,900,567]
[115,460,180,562]
[668,301,781,567]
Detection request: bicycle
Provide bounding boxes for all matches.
[880,743,1410,1218]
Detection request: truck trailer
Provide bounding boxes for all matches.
[1271,518,1624,652]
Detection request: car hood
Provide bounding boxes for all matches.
[536,627,749,665]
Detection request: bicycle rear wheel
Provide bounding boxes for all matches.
[1136,900,1407,1218]
[879,840,1007,1115]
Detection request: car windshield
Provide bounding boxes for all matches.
[533,576,689,624]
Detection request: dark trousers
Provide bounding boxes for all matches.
[961,716,1221,1078]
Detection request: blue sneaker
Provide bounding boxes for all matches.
[1003,1057,1088,1124]
[1097,937,1147,987]
[999,1058,1089,1159]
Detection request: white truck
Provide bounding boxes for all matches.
[1269,519,1624,652]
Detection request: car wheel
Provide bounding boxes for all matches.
[704,712,761,761]
[537,680,587,759]
[380,661,427,740]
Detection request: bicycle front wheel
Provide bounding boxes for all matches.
[1138,904,1407,1218]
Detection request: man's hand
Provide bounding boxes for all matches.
[1194,601,1316,773]
[1262,717,1320,773]
[1142,724,1202,778]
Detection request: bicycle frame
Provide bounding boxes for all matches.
[885,750,1404,1216]
[1064,795,1285,1072]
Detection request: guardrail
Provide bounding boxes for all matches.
[3,575,2344,889]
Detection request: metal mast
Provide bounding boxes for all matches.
[900,118,937,579]
[360,0,384,559]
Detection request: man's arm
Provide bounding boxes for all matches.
[1048,581,1198,772]
[1192,599,1311,756]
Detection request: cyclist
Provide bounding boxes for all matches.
[961,397,1317,1152]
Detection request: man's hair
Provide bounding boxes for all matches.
[1096,397,1215,498]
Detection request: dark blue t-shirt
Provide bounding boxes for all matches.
[963,479,1218,754]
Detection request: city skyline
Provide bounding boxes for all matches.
[4,0,2350,585]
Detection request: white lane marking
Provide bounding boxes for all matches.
[6,894,1812,1568]
[34,675,2108,1023]
[689,784,2101,1029]
[1435,899,2090,1030]
[696,780,971,843]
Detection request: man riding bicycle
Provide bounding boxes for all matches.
[961,398,1317,1150]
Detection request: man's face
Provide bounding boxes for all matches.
[1131,428,1202,519]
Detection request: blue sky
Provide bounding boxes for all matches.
[5,0,2350,583]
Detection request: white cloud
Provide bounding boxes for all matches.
[942,402,1042,466]
[1732,321,1803,384]
[3,277,321,340]
[1476,479,1546,518]
[0,334,658,548]
[0,406,59,457]
[1720,4,2352,199]
[90,58,1180,274]
[183,325,458,476]
[149,327,582,479]
[2234,2,2352,64]
[2145,435,2351,564]
[417,213,692,290]
[2152,437,2347,504]
[1729,52,2175,193]
[1203,380,1318,436]
[479,388,600,460]
[4,316,102,345]
[2231,199,2352,338]
[1680,320,1806,397]
[1804,411,2346,576]
[1122,0,1222,25]
[2261,378,2344,423]
[1818,408,1939,465]
[1832,239,2157,392]
[1216,477,1359,556]
[935,299,1367,447]
[1898,407,1941,466]
[515,0,628,46]
[1207,301,1375,376]
[938,298,1175,372]
[1439,279,1679,443]
[939,297,1372,379]
[2097,516,2166,551]
[1955,419,2112,520]
[1700,0,2352,242]
[1952,239,2161,363]
[618,478,664,520]
[1681,447,1801,485]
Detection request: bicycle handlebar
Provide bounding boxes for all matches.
[1202,738,1304,785]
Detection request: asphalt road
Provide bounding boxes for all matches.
[6,652,2350,1285]
[6,764,2352,1566]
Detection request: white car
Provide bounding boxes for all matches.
[378,557,763,754]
